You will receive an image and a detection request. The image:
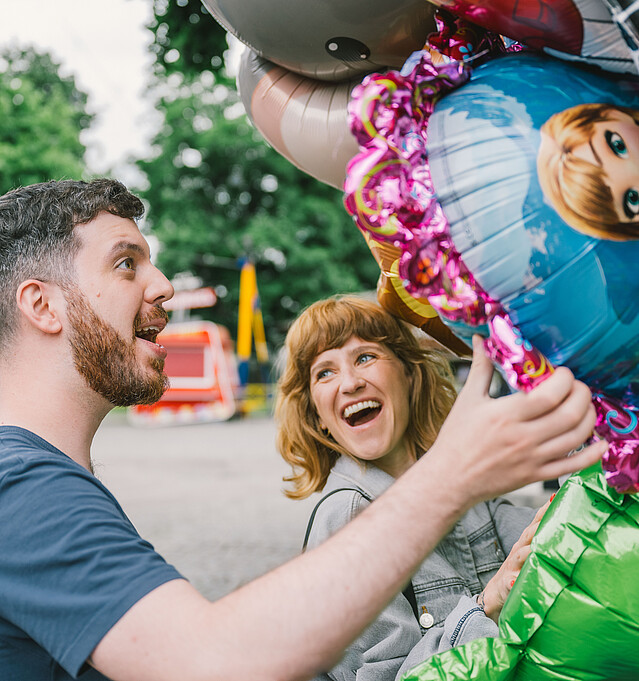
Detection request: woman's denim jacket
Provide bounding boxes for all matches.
[305,455,535,681]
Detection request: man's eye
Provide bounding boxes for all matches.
[117,258,135,271]
[605,130,627,157]
[623,188,639,219]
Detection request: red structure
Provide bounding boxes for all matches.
[129,321,240,425]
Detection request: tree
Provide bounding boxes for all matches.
[139,3,379,347]
[0,47,91,192]
[149,0,229,81]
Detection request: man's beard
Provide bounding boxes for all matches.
[63,287,169,407]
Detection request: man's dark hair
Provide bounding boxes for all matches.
[0,178,144,345]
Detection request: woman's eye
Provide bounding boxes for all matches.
[623,188,639,219]
[315,368,333,381]
[117,258,135,271]
[357,353,375,365]
[605,130,627,157]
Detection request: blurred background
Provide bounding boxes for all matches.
[0,0,380,350]
[0,0,550,599]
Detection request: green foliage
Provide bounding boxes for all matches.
[149,0,229,81]
[0,47,91,193]
[139,6,378,347]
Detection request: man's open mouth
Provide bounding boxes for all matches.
[342,400,381,427]
[135,324,162,344]
[134,308,169,345]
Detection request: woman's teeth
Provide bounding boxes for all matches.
[343,400,380,419]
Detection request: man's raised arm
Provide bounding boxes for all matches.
[91,335,605,681]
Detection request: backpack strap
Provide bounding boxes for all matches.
[302,486,419,622]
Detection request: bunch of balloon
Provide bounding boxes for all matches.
[203,0,639,189]
[202,0,495,352]
[202,0,639,356]
[344,46,639,680]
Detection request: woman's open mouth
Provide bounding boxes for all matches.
[342,400,381,427]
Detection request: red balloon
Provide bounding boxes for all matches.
[425,0,636,73]
[429,0,584,52]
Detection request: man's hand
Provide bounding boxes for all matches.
[430,335,607,505]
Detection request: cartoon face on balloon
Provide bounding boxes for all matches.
[537,104,639,241]
[203,0,437,81]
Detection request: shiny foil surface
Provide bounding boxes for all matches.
[402,465,639,680]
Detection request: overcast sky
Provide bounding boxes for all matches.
[0,0,163,184]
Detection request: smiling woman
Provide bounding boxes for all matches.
[277,296,454,498]
[275,296,542,681]
[309,336,412,478]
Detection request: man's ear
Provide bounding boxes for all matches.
[16,280,64,334]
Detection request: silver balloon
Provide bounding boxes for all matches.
[237,50,361,189]
[203,0,436,81]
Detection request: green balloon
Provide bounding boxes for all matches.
[403,465,639,681]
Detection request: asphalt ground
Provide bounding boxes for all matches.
[93,412,551,602]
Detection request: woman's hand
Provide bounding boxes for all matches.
[480,500,551,623]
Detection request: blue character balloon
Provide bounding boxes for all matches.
[425,54,639,405]
[344,51,639,462]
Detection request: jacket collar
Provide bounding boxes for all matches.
[328,454,395,500]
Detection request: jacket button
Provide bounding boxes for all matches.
[419,612,434,629]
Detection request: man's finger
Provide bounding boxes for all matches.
[540,439,608,481]
[531,403,597,463]
[508,367,582,422]
[460,335,495,399]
